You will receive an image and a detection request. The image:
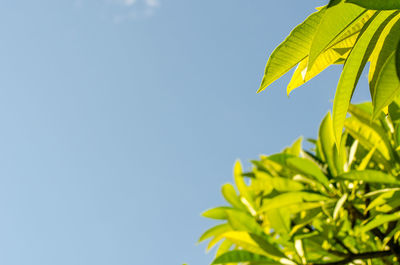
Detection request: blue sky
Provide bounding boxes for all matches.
[0,1,371,265]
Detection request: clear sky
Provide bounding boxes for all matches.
[0,1,371,265]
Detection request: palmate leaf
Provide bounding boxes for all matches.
[332,11,394,146]
[258,8,325,92]
[346,0,400,10]
[212,250,278,265]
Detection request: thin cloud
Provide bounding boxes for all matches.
[145,0,159,7]
[123,0,136,6]
[72,0,160,22]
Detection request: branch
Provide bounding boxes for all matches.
[349,205,400,261]
[312,250,392,265]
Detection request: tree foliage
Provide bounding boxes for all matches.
[200,103,400,264]
[199,1,400,264]
[258,1,400,147]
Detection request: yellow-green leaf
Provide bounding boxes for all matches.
[198,223,231,243]
[212,250,276,265]
[319,113,338,176]
[339,170,400,184]
[359,212,400,234]
[346,0,400,10]
[332,12,394,146]
[308,2,366,71]
[373,51,400,118]
[258,8,326,92]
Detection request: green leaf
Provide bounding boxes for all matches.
[233,160,256,214]
[333,193,348,220]
[397,37,400,80]
[212,250,276,264]
[258,8,326,92]
[286,12,375,94]
[226,210,264,235]
[368,13,400,98]
[221,183,246,210]
[359,212,400,233]
[319,113,338,176]
[308,2,366,71]
[259,192,329,212]
[344,116,392,164]
[216,240,234,258]
[221,231,284,258]
[202,207,237,220]
[338,170,400,184]
[286,157,331,189]
[373,51,400,118]
[198,223,231,243]
[366,190,399,212]
[249,234,287,259]
[332,12,393,146]
[266,208,291,236]
[346,0,400,10]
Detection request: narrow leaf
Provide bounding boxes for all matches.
[212,250,275,264]
[338,170,400,184]
[308,2,366,70]
[333,193,348,220]
[346,0,400,10]
[360,212,400,233]
[202,207,237,220]
[198,223,231,243]
[222,183,246,210]
[258,9,326,92]
[332,12,393,146]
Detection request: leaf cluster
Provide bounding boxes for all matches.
[259,0,400,147]
[200,102,400,264]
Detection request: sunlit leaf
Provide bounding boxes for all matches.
[222,183,246,211]
[308,2,366,71]
[359,212,400,233]
[202,207,238,220]
[373,50,400,118]
[198,223,231,243]
[258,9,326,92]
[226,210,264,235]
[346,0,400,10]
[212,250,276,264]
[339,170,400,184]
[368,12,400,97]
[332,12,394,145]
[333,193,348,220]
[318,113,338,176]
[259,192,329,212]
